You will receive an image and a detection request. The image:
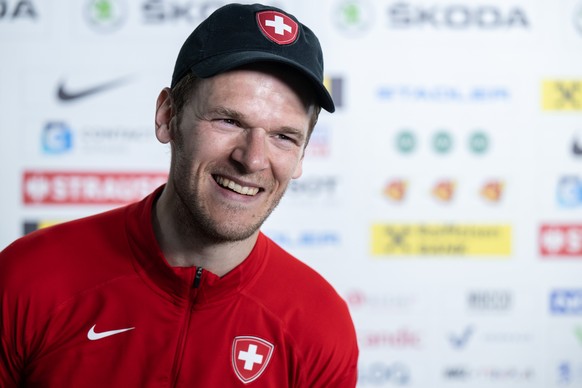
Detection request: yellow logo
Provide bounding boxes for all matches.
[383,179,408,202]
[542,80,582,111]
[480,180,504,203]
[432,180,456,202]
[24,220,62,235]
[371,224,512,256]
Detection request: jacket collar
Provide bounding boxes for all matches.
[125,186,268,305]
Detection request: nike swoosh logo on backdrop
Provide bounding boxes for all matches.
[57,76,131,102]
[87,324,135,340]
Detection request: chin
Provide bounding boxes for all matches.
[199,218,263,243]
[204,227,259,243]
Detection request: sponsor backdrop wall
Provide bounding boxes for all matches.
[1,0,581,386]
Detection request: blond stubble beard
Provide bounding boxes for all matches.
[169,125,286,244]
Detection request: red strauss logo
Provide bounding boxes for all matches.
[256,11,298,45]
[22,170,167,205]
[232,336,274,383]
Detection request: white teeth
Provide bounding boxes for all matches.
[216,176,259,196]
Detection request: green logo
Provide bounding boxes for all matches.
[333,0,373,35]
[85,0,126,32]
[469,131,489,154]
[433,131,453,154]
[396,131,416,153]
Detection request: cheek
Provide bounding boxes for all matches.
[178,128,226,160]
[272,153,304,183]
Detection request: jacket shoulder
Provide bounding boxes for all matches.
[0,206,130,296]
[245,237,359,385]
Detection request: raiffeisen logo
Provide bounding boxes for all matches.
[378,85,510,103]
[371,224,512,256]
[542,80,582,111]
[387,2,529,29]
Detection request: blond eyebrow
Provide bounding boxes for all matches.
[208,106,246,121]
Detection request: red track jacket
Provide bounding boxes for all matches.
[0,188,358,387]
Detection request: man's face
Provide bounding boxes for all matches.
[166,68,314,242]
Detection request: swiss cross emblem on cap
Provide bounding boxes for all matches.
[256,10,299,45]
[232,336,274,383]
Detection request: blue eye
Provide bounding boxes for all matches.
[222,119,238,126]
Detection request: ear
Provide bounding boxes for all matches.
[155,87,173,144]
[291,154,304,179]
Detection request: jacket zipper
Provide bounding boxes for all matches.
[170,266,204,387]
[193,266,203,288]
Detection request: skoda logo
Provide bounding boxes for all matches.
[333,0,374,36]
[85,0,127,32]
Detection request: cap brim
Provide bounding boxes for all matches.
[190,51,335,113]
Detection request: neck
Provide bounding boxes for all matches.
[152,186,259,277]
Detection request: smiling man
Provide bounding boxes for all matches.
[0,3,358,387]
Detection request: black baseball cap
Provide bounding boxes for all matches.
[171,3,335,113]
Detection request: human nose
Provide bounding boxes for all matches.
[231,128,269,173]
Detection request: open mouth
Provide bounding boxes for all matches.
[214,176,260,196]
